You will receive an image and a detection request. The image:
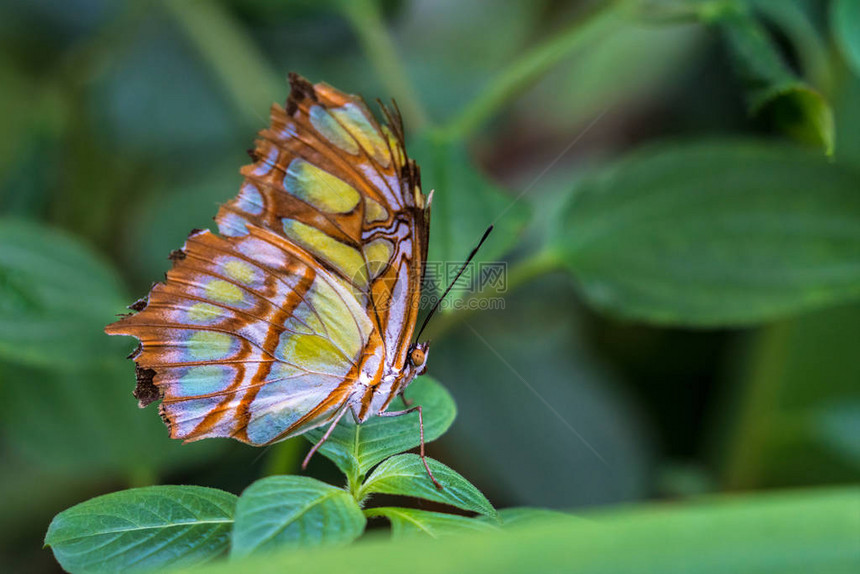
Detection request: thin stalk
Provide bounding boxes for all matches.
[437,1,631,142]
[339,0,429,130]
[262,438,303,477]
[346,465,364,503]
[721,322,792,489]
[128,465,158,489]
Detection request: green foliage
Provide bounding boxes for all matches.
[5,0,858,571]
[184,488,860,574]
[359,454,496,516]
[365,507,500,539]
[0,219,125,367]
[488,507,579,527]
[832,0,860,76]
[0,218,218,479]
[723,302,860,489]
[230,476,365,557]
[45,377,497,571]
[305,377,455,485]
[550,140,860,326]
[704,0,834,154]
[45,486,237,574]
[0,359,217,477]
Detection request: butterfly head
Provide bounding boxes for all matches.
[407,341,430,377]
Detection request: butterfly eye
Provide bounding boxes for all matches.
[409,347,426,368]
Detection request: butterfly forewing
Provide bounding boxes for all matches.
[106,74,428,445]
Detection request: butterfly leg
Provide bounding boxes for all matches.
[302,406,349,470]
[378,406,443,490]
[399,391,413,407]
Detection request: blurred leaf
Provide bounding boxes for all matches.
[722,303,860,488]
[305,377,456,483]
[123,159,240,286]
[231,476,365,558]
[413,137,530,300]
[758,86,834,155]
[814,401,860,469]
[551,140,860,326]
[46,486,236,574]
[189,488,860,573]
[3,0,118,42]
[0,358,219,477]
[485,507,577,527]
[832,0,860,77]
[339,0,428,129]
[90,6,238,155]
[430,276,651,508]
[0,218,126,367]
[707,2,834,154]
[0,462,105,572]
[0,58,39,181]
[524,18,703,132]
[224,0,337,21]
[359,454,495,517]
[751,0,831,89]
[365,507,498,539]
[398,0,543,125]
[164,0,283,130]
[833,65,860,165]
[435,2,628,140]
[0,54,65,219]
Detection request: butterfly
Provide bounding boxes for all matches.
[106,73,454,486]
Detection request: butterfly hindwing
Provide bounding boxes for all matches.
[108,226,374,444]
[106,74,427,445]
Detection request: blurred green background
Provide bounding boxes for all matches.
[1,0,859,571]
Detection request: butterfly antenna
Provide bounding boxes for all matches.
[414,225,493,342]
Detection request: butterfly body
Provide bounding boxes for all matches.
[106,74,431,449]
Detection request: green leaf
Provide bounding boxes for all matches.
[486,507,578,527]
[706,2,834,154]
[755,85,834,157]
[305,377,456,483]
[172,488,860,574]
[365,507,499,539]
[359,454,495,517]
[412,137,530,301]
[750,0,831,88]
[832,0,860,77]
[551,140,860,326]
[45,486,236,574]
[0,218,127,368]
[230,476,365,558]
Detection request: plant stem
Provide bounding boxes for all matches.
[339,0,429,130]
[262,438,303,477]
[347,468,364,502]
[423,248,563,341]
[436,1,630,142]
[164,0,284,129]
[721,322,792,489]
[128,465,157,489]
